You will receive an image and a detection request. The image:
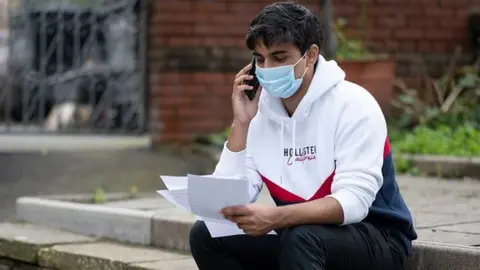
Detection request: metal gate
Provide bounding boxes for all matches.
[0,0,147,135]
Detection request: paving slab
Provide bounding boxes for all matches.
[413,200,480,218]
[128,258,197,270]
[435,221,480,235]
[412,211,473,228]
[38,242,191,270]
[105,197,176,211]
[0,223,95,263]
[416,228,480,246]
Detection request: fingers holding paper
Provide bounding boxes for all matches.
[221,204,278,236]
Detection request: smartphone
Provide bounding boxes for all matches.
[243,57,260,101]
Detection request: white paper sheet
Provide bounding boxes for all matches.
[187,174,250,221]
[156,189,190,211]
[159,175,188,190]
[157,174,277,238]
[204,221,277,237]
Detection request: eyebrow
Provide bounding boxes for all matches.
[253,50,289,57]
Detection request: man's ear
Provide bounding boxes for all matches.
[306,44,320,66]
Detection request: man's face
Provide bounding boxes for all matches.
[253,39,308,80]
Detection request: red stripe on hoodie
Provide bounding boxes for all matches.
[260,137,390,203]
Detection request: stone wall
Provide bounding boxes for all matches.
[148,0,479,144]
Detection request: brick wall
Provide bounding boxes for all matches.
[148,0,479,144]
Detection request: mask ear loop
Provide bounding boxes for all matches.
[293,52,308,66]
[294,52,309,80]
[299,66,309,80]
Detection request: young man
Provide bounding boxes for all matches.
[189,2,417,270]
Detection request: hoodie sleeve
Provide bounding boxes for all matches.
[327,100,387,225]
[212,142,263,203]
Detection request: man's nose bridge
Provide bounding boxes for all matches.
[264,59,275,68]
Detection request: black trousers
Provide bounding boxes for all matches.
[189,220,406,270]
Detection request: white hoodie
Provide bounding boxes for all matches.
[213,55,388,225]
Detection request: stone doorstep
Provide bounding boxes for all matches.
[0,222,196,270]
[407,242,480,270]
[16,196,155,246]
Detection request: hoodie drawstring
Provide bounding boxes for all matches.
[279,119,297,186]
[280,120,284,184]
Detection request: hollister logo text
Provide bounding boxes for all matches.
[284,145,317,165]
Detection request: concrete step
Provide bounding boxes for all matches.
[0,222,197,270]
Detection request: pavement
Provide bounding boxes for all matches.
[0,141,216,221]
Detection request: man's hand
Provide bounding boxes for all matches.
[231,63,262,127]
[221,204,278,236]
[225,62,262,152]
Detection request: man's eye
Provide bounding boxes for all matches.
[275,57,287,63]
[256,58,265,64]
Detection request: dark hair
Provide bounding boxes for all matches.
[246,2,322,54]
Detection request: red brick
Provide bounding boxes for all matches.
[177,109,211,122]
[151,24,192,35]
[415,0,440,4]
[385,41,399,51]
[151,97,191,109]
[439,0,473,8]
[202,37,238,47]
[424,30,454,40]
[378,16,406,28]
[417,41,431,52]
[149,36,166,46]
[192,73,226,84]
[157,73,192,84]
[182,86,209,96]
[193,1,227,12]
[333,4,357,16]
[227,3,264,13]
[193,24,228,35]
[212,85,232,94]
[368,30,391,39]
[367,7,392,16]
[455,8,473,18]
[153,1,191,11]
[151,13,210,24]
[398,42,416,52]
[407,17,438,28]
[395,7,424,16]
[395,29,423,39]
[432,43,448,53]
[439,18,467,28]
[424,8,455,17]
[166,37,202,46]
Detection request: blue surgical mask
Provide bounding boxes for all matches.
[255,54,308,99]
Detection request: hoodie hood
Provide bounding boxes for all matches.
[258,54,346,123]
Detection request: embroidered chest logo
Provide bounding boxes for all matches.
[284,145,317,165]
